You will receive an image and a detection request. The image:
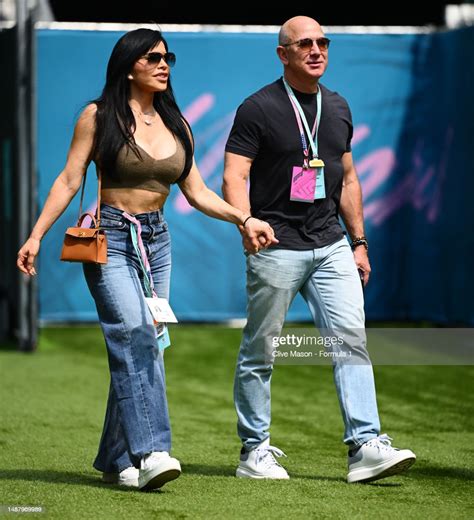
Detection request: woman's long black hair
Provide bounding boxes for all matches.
[91,28,193,182]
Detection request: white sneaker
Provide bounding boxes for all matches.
[138,451,181,491]
[236,438,289,479]
[102,466,139,487]
[347,434,416,483]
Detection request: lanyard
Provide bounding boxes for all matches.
[283,77,322,165]
[122,211,172,352]
[122,212,156,299]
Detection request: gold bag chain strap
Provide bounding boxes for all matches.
[77,168,102,226]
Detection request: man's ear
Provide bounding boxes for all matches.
[276,46,289,65]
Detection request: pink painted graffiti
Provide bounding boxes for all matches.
[361,127,452,226]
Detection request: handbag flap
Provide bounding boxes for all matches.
[65,227,100,238]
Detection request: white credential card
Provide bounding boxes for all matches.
[145,297,178,323]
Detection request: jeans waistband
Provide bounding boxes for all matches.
[100,203,164,225]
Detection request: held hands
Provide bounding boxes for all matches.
[240,216,278,254]
[16,237,40,276]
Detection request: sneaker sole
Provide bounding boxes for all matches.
[139,468,181,491]
[236,466,290,479]
[117,478,139,487]
[347,455,416,484]
[102,473,138,487]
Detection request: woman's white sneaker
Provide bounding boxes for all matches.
[236,438,289,479]
[138,451,181,491]
[102,466,139,487]
[347,434,416,483]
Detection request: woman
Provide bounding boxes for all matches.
[16,28,277,491]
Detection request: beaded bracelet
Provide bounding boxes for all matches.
[351,236,369,251]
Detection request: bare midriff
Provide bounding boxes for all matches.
[101,188,168,214]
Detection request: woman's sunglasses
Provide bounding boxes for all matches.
[141,52,176,68]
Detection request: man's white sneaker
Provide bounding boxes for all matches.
[236,438,289,479]
[138,451,181,491]
[347,434,416,483]
[102,466,139,487]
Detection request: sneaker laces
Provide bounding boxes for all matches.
[255,445,287,468]
[366,434,397,452]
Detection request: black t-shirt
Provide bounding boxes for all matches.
[225,78,353,249]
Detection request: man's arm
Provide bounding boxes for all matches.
[222,152,259,253]
[339,151,371,286]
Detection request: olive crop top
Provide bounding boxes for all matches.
[102,138,186,195]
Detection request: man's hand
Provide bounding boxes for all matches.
[353,246,371,286]
[240,218,278,254]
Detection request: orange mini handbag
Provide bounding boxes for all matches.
[60,171,107,264]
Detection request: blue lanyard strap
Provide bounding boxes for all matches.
[283,77,322,160]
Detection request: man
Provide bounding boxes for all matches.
[222,16,416,483]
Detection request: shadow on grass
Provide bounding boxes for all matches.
[0,343,25,352]
[409,465,474,481]
[181,464,408,485]
[288,472,345,483]
[181,463,235,477]
[182,463,344,482]
[290,473,405,485]
[2,464,465,490]
[0,470,138,492]
[354,481,402,487]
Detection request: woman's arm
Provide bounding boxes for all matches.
[179,158,278,252]
[222,151,259,253]
[17,104,97,275]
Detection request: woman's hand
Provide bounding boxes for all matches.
[17,238,40,276]
[241,217,278,254]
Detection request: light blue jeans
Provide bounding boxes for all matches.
[83,204,172,473]
[234,237,381,450]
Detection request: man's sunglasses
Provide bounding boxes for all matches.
[141,52,176,67]
[283,37,331,51]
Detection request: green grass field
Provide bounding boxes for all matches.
[1,325,473,519]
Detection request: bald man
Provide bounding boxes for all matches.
[223,16,416,483]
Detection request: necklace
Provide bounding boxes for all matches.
[131,107,157,126]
